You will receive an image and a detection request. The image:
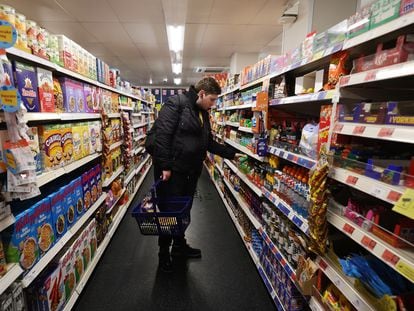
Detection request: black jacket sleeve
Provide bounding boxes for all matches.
[206,118,235,159]
[153,96,181,170]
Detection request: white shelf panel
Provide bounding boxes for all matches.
[133,122,147,128]
[240,75,268,91]
[19,112,101,123]
[223,178,262,230]
[309,297,325,311]
[267,146,316,169]
[215,133,223,139]
[219,85,240,97]
[0,214,15,233]
[269,90,335,106]
[343,11,414,50]
[60,113,101,121]
[224,159,262,197]
[216,121,225,126]
[330,167,406,205]
[214,163,224,176]
[327,207,414,283]
[109,140,123,151]
[22,193,106,288]
[102,166,124,187]
[124,167,136,186]
[134,134,146,142]
[225,121,240,127]
[135,156,151,175]
[23,113,60,122]
[37,153,101,187]
[134,147,144,155]
[131,113,141,117]
[316,256,376,311]
[334,122,414,144]
[224,139,265,162]
[339,60,414,87]
[107,113,121,118]
[106,189,126,215]
[262,188,310,235]
[119,105,133,111]
[224,103,255,110]
[0,264,24,295]
[6,47,56,69]
[238,126,254,134]
[141,111,154,114]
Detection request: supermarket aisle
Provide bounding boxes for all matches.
[75,167,275,311]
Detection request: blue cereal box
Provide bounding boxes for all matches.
[73,177,84,217]
[62,184,76,230]
[32,198,55,257]
[50,189,67,240]
[4,208,39,271]
[13,61,40,112]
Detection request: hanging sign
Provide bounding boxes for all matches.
[0,85,21,112]
[0,21,17,48]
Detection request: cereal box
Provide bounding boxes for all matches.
[72,236,84,284]
[37,67,55,112]
[89,121,101,154]
[27,127,42,174]
[4,208,39,270]
[89,167,98,205]
[53,78,64,113]
[93,86,101,112]
[13,61,40,112]
[80,226,91,271]
[59,247,76,302]
[39,125,63,171]
[72,124,83,161]
[96,165,102,197]
[83,84,94,113]
[111,92,119,113]
[0,236,6,277]
[72,177,84,218]
[62,184,76,230]
[36,266,65,311]
[82,171,91,210]
[80,123,90,157]
[59,77,77,113]
[61,125,73,165]
[401,0,414,15]
[74,81,86,113]
[1,58,14,86]
[50,189,66,240]
[56,34,72,69]
[87,219,97,259]
[32,198,55,257]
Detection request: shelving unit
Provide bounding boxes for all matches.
[269,90,335,106]
[267,146,316,170]
[225,121,240,127]
[106,188,126,215]
[223,159,262,197]
[22,193,107,287]
[102,166,124,188]
[0,264,24,296]
[224,138,265,162]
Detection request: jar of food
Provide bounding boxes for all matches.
[0,5,15,26]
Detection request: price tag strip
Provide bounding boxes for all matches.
[328,210,414,283]
[262,188,310,236]
[333,122,413,144]
[267,146,316,170]
[316,256,376,311]
[330,167,406,205]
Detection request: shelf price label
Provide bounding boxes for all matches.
[343,223,355,235]
[378,128,394,138]
[387,190,402,202]
[334,123,344,133]
[370,186,386,198]
[339,76,350,86]
[364,70,377,82]
[352,126,366,135]
[392,188,414,220]
[346,175,358,186]
[361,235,376,250]
[396,261,414,282]
[382,249,400,266]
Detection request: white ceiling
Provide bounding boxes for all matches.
[5,0,285,86]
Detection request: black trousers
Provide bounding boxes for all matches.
[154,166,199,249]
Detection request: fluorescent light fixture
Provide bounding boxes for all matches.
[174,78,182,85]
[172,63,182,75]
[167,25,185,52]
[149,77,153,84]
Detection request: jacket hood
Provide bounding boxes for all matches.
[187,85,199,107]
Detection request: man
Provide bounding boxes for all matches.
[152,77,238,272]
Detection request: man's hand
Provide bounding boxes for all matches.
[161,170,171,181]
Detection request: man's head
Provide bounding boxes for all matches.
[195,77,221,110]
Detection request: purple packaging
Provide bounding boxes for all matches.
[74,81,86,113]
[13,61,40,112]
[83,84,94,113]
[59,77,77,113]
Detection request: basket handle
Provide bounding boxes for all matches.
[150,179,163,201]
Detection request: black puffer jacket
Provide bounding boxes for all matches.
[153,86,235,175]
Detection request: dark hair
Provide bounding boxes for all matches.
[194,77,221,95]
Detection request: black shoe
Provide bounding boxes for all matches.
[171,244,202,258]
[158,251,173,273]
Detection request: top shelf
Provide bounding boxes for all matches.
[6,47,153,104]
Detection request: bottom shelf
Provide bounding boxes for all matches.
[63,163,152,311]
[204,163,285,311]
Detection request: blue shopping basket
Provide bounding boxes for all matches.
[131,180,192,236]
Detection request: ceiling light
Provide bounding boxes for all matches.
[172,63,182,75]
[174,78,182,85]
[166,25,185,52]
[163,78,168,82]
[149,77,153,84]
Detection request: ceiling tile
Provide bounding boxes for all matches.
[1,0,75,22]
[81,22,131,43]
[203,24,243,45]
[107,0,164,23]
[250,0,286,25]
[186,0,214,23]
[103,41,140,58]
[232,44,263,53]
[197,44,234,58]
[123,23,167,45]
[186,57,230,68]
[37,21,98,44]
[136,44,170,59]
[185,23,207,46]
[233,25,282,45]
[56,0,117,22]
[80,43,114,57]
[209,0,267,24]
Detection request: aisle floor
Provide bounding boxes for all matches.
[75,168,275,311]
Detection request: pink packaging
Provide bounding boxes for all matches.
[400,0,414,15]
[83,84,94,113]
[60,77,85,113]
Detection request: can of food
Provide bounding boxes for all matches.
[0,5,15,26]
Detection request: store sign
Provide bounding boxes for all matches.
[392,188,414,219]
[0,21,17,48]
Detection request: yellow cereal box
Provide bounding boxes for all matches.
[39,125,63,171]
[72,125,83,161]
[61,125,74,165]
[81,123,90,157]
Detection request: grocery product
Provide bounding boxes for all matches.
[71,124,83,161]
[0,5,15,26]
[50,189,66,240]
[27,127,42,174]
[32,198,55,256]
[61,125,74,165]
[72,235,84,283]
[1,58,14,86]
[72,177,84,218]
[370,0,401,29]
[13,61,40,112]
[83,83,94,112]
[59,77,77,113]
[63,184,76,230]
[53,78,64,113]
[82,170,91,210]
[81,123,90,157]
[38,124,63,171]
[60,247,76,302]
[401,0,414,15]
[37,67,55,112]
